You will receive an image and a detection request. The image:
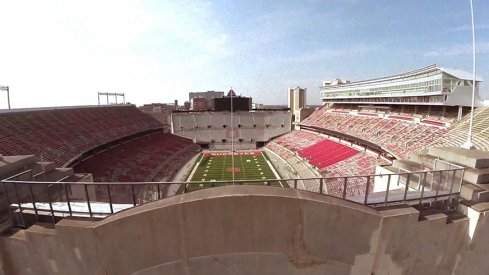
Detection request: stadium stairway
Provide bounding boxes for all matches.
[401,148,489,209]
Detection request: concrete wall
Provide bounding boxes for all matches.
[0,186,487,275]
[172,111,292,144]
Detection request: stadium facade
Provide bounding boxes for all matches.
[321,64,482,109]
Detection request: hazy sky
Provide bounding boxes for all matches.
[0,0,488,109]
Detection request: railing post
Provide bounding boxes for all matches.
[418,172,427,208]
[433,171,442,205]
[458,169,465,193]
[157,184,161,200]
[446,170,457,210]
[403,173,411,203]
[45,184,56,224]
[84,184,93,220]
[131,184,137,207]
[294,179,297,189]
[342,177,348,199]
[28,184,39,222]
[2,182,13,220]
[384,174,392,206]
[364,176,370,205]
[107,185,114,214]
[13,182,26,228]
[64,183,72,217]
[319,178,323,194]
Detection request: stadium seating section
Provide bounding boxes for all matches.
[266,130,388,198]
[0,105,162,167]
[270,130,324,153]
[74,132,199,182]
[266,131,387,177]
[300,106,449,158]
[299,139,359,169]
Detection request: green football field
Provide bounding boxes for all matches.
[186,151,282,192]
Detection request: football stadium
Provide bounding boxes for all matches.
[1,2,489,275]
[1,65,489,274]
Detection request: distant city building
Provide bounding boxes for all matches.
[213,89,252,112]
[191,97,208,111]
[288,86,306,114]
[252,103,264,109]
[183,101,191,110]
[189,91,224,110]
[288,86,306,126]
[253,104,288,110]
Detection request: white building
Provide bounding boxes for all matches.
[288,86,306,127]
[321,64,482,107]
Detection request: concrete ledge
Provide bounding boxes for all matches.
[460,183,485,202]
[392,159,423,172]
[1,186,483,275]
[407,154,437,168]
[464,167,489,184]
[0,155,37,179]
[96,186,379,225]
[429,147,489,168]
[470,202,489,213]
[420,213,447,223]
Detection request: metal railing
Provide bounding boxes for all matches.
[0,167,465,228]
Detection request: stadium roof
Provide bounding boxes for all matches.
[0,104,132,114]
[438,67,484,82]
[322,64,483,89]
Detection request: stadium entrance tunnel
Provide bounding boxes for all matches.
[0,185,483,275]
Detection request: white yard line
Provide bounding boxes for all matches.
[240,155,246,180]
[221,156,226,181]
[262,152,281,181]
[187,153,204,182]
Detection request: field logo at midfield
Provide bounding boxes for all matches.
[225,167,241,172]
[203,151,262,157]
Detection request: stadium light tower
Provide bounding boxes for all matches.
[0,86,10,109]
[462,0,477,149]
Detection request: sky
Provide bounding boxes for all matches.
[0,0,488,109]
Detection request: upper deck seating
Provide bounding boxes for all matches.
[301,107,448,158]
[0,105,162,166]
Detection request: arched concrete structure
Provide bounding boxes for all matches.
[1,185,487,275]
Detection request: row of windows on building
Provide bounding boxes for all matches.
[322,95,446,104]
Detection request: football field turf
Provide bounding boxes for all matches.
[186,151,282,192]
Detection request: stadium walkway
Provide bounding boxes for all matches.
[264,147,321,191]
